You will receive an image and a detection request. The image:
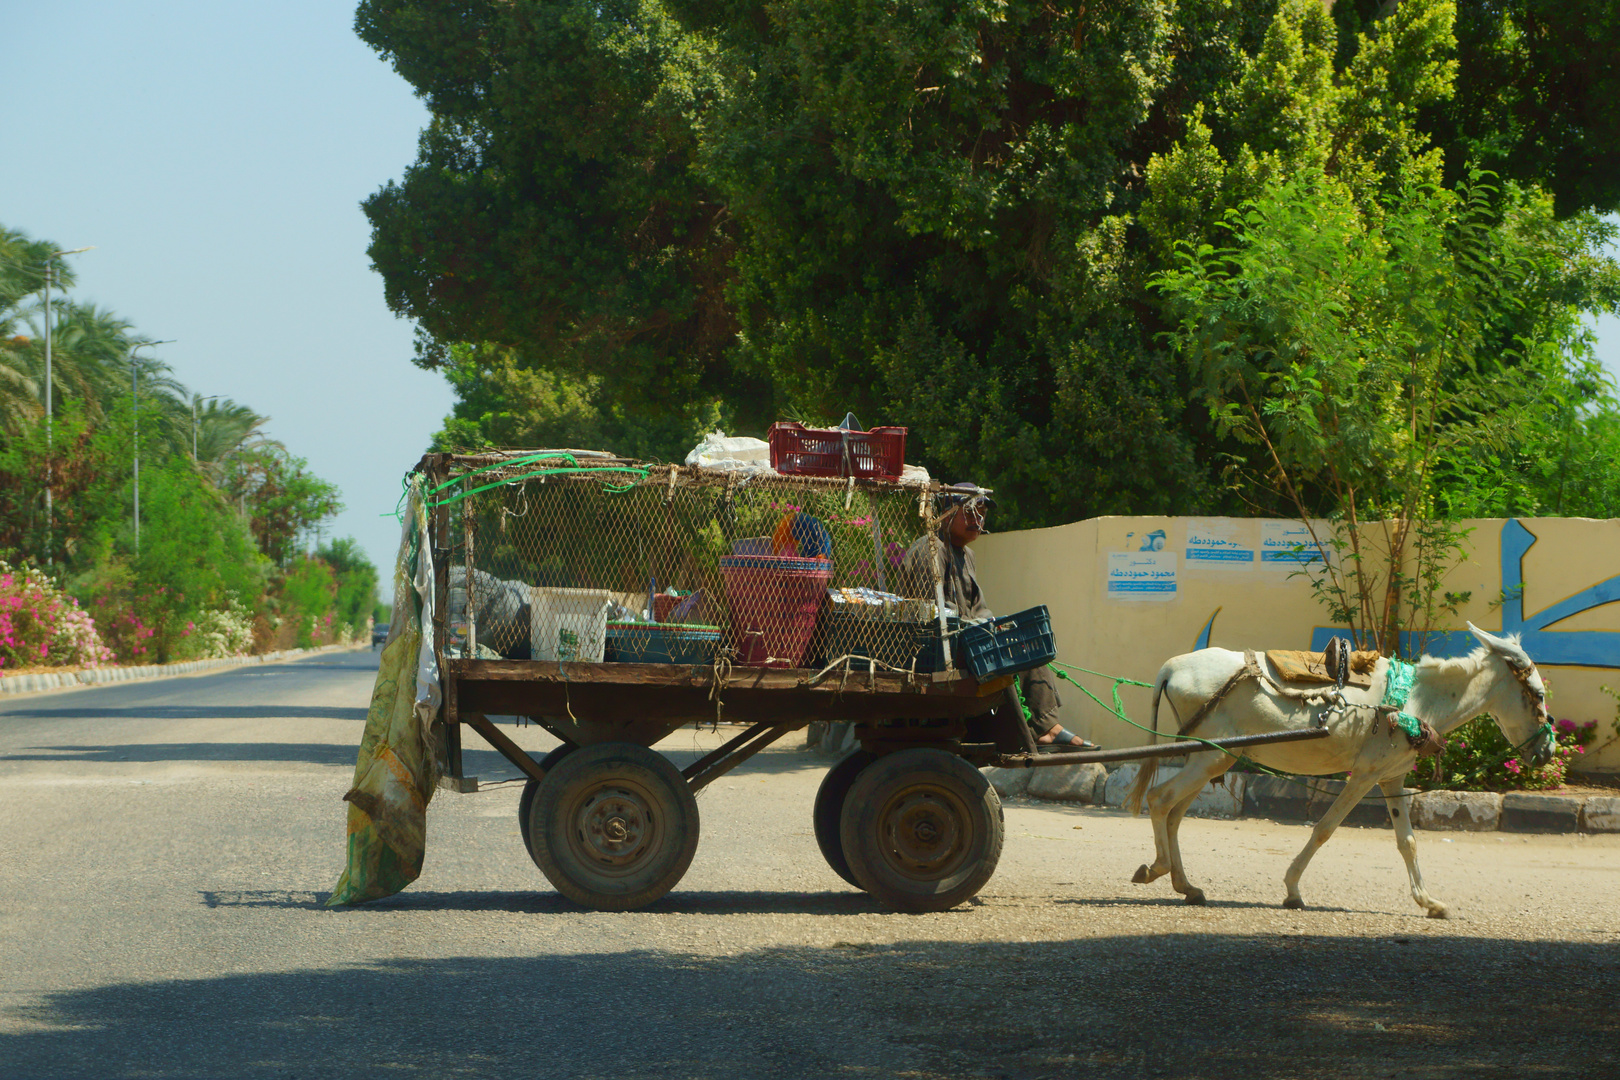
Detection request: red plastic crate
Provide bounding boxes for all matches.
[767,422,907,480]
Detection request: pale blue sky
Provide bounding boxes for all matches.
[4,4,1618,593]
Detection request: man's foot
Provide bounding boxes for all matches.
[1035,726,1100,752]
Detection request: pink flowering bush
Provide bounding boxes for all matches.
[1413,713,1600,792]
[0,560,115,671]
[82,580,160,664]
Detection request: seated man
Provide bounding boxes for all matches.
[900,483,1097,751]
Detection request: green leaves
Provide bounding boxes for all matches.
[1151,160,1619,653]
[361,0,1619,538]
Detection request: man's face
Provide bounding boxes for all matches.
[946,502,985,547]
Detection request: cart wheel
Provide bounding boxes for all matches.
[839,748,1003,913]
[528,742,699,911]
[518,745,576,865]
[813,750,875,887]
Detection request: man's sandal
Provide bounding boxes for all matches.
[1036,726,1100,753]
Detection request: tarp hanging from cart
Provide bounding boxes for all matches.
[328,476,442,906]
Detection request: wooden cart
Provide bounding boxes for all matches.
[421,451,1329,912]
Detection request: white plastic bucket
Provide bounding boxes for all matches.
[530,588,615,663]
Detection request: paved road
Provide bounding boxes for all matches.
[1,650,1616,1079]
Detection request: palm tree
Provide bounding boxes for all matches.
[0,225,62,430]
[191,396,277,480]
[0,335,39,431]
[38,303,148,412]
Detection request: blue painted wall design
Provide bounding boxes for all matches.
[1308,519,1620,667]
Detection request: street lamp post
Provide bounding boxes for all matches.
[41,245,94,565]
[129,340,175,558]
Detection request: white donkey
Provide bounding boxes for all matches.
[1126,623,1553,917]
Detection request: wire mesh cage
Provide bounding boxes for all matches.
[427,450,962,674]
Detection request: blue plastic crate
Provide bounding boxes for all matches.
[956,606,1056,680]
[604,622,721,665]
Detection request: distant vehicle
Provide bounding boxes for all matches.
[371,622,390,648]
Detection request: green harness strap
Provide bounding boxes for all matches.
[1380,659,1425,741]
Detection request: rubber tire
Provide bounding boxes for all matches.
[518,745,576,866]
[839,748,1004,913]
[528,742,699,911]
[813,750,876,887]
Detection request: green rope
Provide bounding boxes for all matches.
[1045,658,1540,805]
[1049,663,1367,799]
[1048,660,1379,797]
[1047,661,1248,761]
[422,464,650,508]
[421,452,581,497]
[380,455,651,520]
[1012,679,1032,723]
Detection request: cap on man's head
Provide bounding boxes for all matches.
[940,482,996,508]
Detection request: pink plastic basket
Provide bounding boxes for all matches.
[719,555,833,667]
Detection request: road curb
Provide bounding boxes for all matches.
[1500,792,1583,833]
[0,643,369,698]
[1014,763,1615,835]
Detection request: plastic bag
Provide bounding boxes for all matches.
[684,431,771,470]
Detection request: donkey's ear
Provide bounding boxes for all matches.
[1466,622,1504,652]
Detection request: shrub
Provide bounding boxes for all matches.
[315,538,380,642]
[280,557,337,649]
[0,560,114,671]
[1413,714,1600,792]
[172,594,256,660]
[73,549,161,664]
[132,461,269,661]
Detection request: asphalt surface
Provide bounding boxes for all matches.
[1,649,1616,1079]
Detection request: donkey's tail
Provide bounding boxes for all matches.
[1125,672,1168,816]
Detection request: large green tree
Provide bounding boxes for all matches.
[358,0,1619,528]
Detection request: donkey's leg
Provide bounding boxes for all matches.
[1133,752,1230,901]
[1281,774,1378,910]
[1380,775,1448,919]
[1131,767,1178,886]
[1160,752,1236,905]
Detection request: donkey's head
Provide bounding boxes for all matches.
[1466,623,1555,767]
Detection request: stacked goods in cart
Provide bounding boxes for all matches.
[431,436,1054,679]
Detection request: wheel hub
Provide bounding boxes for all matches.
[577,788,652,866]
[882,788,966,877]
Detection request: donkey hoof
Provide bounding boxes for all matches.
[1183,889,1206,906]
[1131,864,1151,884]
[1427,905,1451,920]
[1282,896,1305,910]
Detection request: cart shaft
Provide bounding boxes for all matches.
[993,725,1330,768]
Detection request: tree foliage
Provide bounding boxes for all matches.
[317,537,382,638]
[1151,169,1597,652]
[357,0,1620,532]
[1432,0,1620,215]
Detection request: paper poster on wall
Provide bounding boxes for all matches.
[1107,550,1178,601]
[1185,519,1254,568]
[1260,520,1326,566]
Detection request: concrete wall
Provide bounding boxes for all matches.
[973,516,1620,771]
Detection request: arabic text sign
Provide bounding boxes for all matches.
[1107,550,1177,602]
[1260,521,1325,565]
[1185,519,1255,567]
